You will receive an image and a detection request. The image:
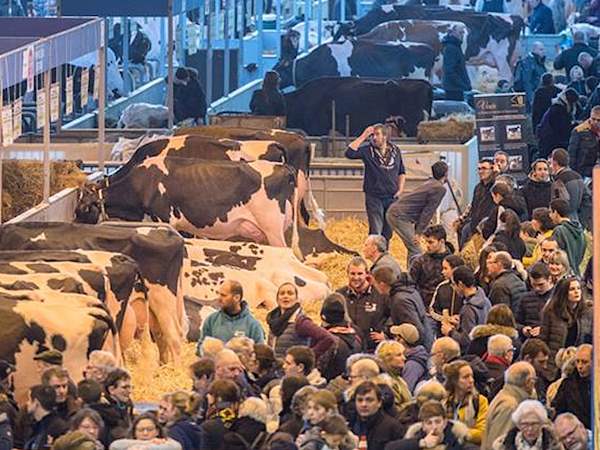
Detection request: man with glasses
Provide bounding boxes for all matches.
[554,413,591,450]
[454,158,496,248]
[101,368,134,444]
[567,105,600,179]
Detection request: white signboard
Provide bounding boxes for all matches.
[2,105,13,146]
[12,99,22,140]
[66,76,74,115]
[50,83,60,122]
[81,68,89,108]
[36,89,46,130]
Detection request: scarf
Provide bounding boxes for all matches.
[267,303,301,337]
[450,392,478,428]
[515,430,544,450]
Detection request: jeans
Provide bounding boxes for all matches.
[386,211,421,267]
[365,194,396,242]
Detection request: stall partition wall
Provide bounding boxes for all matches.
[0,17,104,222]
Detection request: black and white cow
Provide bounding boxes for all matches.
[0,223,186,363]
[0,292,115,402]
[275,38,437,88]
[285,77,433,137]
[335,5,524,81]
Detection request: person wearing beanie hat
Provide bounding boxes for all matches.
[390,324,429,394]
[319,294,361,381]
[34,350,63,375]
[384,400,469,450]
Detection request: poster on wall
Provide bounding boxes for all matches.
[2,105,13,146]
[36,89,45,130]
[13,98,22,140]
[50,83,60,122]
[93,65,100,101]
[81,68,89,108]
[474,92,529,176]
[66,76,74,115]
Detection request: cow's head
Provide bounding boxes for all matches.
[273,58,294,90]
[74,183,102,224]
[385,115,407,137]
[332,21,355,41]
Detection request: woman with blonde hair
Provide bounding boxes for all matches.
[546,347,577,405]
[444,360,488,446]
[375,340,412,409]
[160,391,203,450]
[548,250,571,284]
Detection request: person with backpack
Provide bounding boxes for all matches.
[223,397,269,450]
[513,42,547,111]
[537,89,580,159]
[319,294,361,381]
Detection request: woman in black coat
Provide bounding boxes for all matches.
[539,276,593,368]
[250,71,287,116]
[492,209,526,260]
[536,88,579,159]
[520,159,552,219]
[532,73,561,131]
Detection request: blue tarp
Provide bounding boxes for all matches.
[0,17,102,88]
[59,0,201,17]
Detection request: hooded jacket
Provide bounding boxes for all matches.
[537,93,576,158]
[384,420,470,450]
[519,176,552,219]
[168,416,204,450]
[320,323,362,381]
[568,119,600,178]
[551,166,587,224]
[223,398,269,450]
[467,324,520,359]
[552,219,585,276]
[514,52,547,106]
[450,287,492,353]
[402,345,429,393]
[389,276,434,351]
[409,245,453,308]
[199,301,265,348]
[442,34,471,93]
[488,270,527,312]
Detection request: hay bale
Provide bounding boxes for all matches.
[417,114,475,144]
[1,160,86,221]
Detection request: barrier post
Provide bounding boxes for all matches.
[341,0,346,21]
[345,114,350,148]
[257,0,264,76]
[122,17,130,95]
[276,0,282,58]
[330,99,336,153]
[317,0,322,46]
[43,69,51,202]
[224,0,231,95]
[98,20,106,172]
[304,0,311,52]
[167,0,174,129]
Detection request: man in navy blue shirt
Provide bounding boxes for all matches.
[345,124,406,242]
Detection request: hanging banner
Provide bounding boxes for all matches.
[23,46,35,92]
[66,76,74,115]
[81,68,89,108]
[93,65,99,100]
[2,105,14,146]
[36,89,46,130]
[50,83,60,122]
[12,99,22,140]
[187,23,198,55]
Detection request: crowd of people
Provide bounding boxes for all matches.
[0,123,594,450]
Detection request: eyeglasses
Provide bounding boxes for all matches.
[136,426,157,433]
[520,422,542,430]
[557,425,579,442]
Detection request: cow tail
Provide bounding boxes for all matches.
[307,179,326,230]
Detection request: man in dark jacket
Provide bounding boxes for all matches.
[172,67,207,124]
[550,147,591,228]
[514,42,547,110]
[349,382,404,449]
[336,257,390,352]
[520,159,552,219]
[98,369,134,445]
[532,73,561,131]
[455,158,496,248]
[486,251,527,311]
[22,385,68,450]
[528,0,555,33]
[409,225,453,308]
[554,31,598,79]
[549,199,586,276]
[443,265,492,353]
[372,268,434,351]
[481,180,528,239]
[441,24,471,101]
[387,161,448,266]
[568,106,600,178]
[552,344,591,429]
[250,71,286,116]
[520,338,552,406]
[537,88,579,159]
[516,262,554,339]
[346,124,406,242]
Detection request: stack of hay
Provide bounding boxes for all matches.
[417,114,476,144]
[1,160,87,221]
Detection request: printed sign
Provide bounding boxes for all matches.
[12,99,22,140]
[65,76,74,115]
[81,68,89,108]
[2,105,13,146]
[50,83,60,122]
[93,65,99,100]
[187,23,198,55]
[36,89,46,130]
[23,46,34,92]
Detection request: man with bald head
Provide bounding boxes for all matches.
[514,41,546,110]
[197,279,265,352]
[554,413,591,450]
[551,344,592,429]
[482,361,537,449]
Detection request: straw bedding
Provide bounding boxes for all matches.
[417,114,475,144]
[1,160,87,220]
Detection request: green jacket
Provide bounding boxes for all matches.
[552,219,585,276]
